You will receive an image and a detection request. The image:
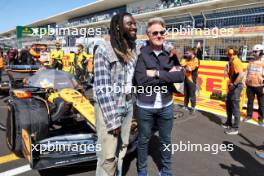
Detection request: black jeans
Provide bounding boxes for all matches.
[246,86,264,120]
[225,83,243,129]
[184,79,196,108]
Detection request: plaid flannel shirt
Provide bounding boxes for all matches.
[93,41,137,131]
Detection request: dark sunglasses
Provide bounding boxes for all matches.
[151,30,166,36]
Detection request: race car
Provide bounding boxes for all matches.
[5,69,138,170]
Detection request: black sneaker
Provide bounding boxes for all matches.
[243,117,251,122]
[221,123,230,129]
[225,128,239,135]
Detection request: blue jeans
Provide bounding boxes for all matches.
[225,83,243,129]
[136,104,174,176]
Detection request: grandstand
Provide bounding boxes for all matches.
[0,0,263,60]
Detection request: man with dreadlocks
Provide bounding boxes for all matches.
[93,12,138,176]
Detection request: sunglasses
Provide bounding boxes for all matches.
[151,30,166,36]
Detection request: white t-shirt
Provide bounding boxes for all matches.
[124,53,137,94]
[125,62,135,94]
[153,50,163,108]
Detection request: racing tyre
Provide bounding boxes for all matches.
[6,98,49,157]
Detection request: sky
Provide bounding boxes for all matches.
[0,0,97,33]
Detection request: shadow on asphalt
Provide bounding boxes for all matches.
[123,134,163,175]
[220,140,264,176]
[123,149,137,175]
[200,111,223,126]
[239,133,259,149]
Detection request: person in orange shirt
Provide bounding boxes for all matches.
[0,47,4,82]
[180,47,200,114]
[222,48,244,135]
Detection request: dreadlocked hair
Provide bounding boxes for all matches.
[109,12,135,64]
